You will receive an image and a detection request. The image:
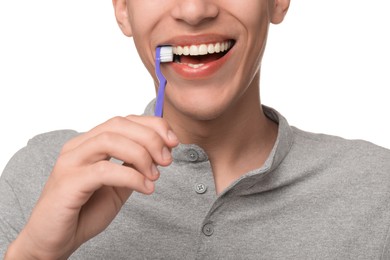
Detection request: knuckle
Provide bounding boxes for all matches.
[108,116,126,127]
[148,131,163,146]
[55,153,74,169]
[60,138,77,154]
[60,142,71,154]
[96,132,115,144]
[51,154,77,180]
[125,114,139,121]
[153,117,169,129]
[137,148,151,162]
[55,154,67,167]
[93,160,110,175]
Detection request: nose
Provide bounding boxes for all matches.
[171,0,219,26]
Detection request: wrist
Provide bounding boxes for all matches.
[5,239,39,260]
[5,230,58,260]
[5,229,76,260]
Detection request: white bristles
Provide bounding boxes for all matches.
[159,46,174,63]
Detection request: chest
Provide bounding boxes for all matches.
[72,185,388,260]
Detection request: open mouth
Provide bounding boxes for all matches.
[172,40,235,68]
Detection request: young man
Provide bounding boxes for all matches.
[1,0,390,259]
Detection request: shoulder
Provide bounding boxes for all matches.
[283,127,390,217]
[27,129,80,148]
[1,129,79,188]
[18,129,80,167]
[292,127,390,160]
[290,126,390,178]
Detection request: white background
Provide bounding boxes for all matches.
[1,0,389,175]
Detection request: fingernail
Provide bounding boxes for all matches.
[167,130,179,142]
[162,146,172,161]
[151,163,159,177]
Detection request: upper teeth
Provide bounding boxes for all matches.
[173,41,233,56]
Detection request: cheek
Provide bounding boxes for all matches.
[127,0,163,47]
[128,23,157,81]
[228,0,271,67]
[227,0,271,27]
[127,2,173,81]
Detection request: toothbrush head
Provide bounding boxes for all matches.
[154,46,172,117]
[157,46,173,63]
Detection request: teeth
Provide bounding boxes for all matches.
[208,44,215,54]
[186,63,205,68]
[189,45,199,56]
[173,41,233,56]
[215,43,221,53]
[183,46,190,55]
[199,44,208,55]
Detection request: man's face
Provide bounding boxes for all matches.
[117,0,288,120]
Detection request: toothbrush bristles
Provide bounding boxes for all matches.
[159,46,174,63]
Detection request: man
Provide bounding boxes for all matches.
[2,0,390,259]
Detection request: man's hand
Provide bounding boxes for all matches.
[5,115,179,259]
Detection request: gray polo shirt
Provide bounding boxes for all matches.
[1,102,390,259]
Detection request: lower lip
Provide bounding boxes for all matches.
[169,48,234,79]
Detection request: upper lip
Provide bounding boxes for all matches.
[158,34,236,48]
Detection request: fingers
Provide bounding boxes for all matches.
[62,116,179,166]
[125,115,180,147]
[64,133,159,181]
[56,115,180,195]
[85,161,155,195]
[53,158,155,199]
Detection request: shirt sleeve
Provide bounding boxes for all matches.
[0,130,78,258]
[0,165,27,258]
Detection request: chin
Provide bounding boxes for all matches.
[183,107,224,121]
[167,95,233,121]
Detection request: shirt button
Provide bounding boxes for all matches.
[195,183,207,194]
[187,149,199,162]
[202,223,214,236]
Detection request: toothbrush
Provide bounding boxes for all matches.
[154,46,173,117]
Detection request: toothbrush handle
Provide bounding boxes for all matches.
[154,78,166,117]
[154,47,166,117]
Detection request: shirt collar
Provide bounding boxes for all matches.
[259,105,294,174]
[143,99,294,183]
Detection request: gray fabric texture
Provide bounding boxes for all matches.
[1,102,390,259]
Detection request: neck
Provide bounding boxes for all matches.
[164,74,278,193]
